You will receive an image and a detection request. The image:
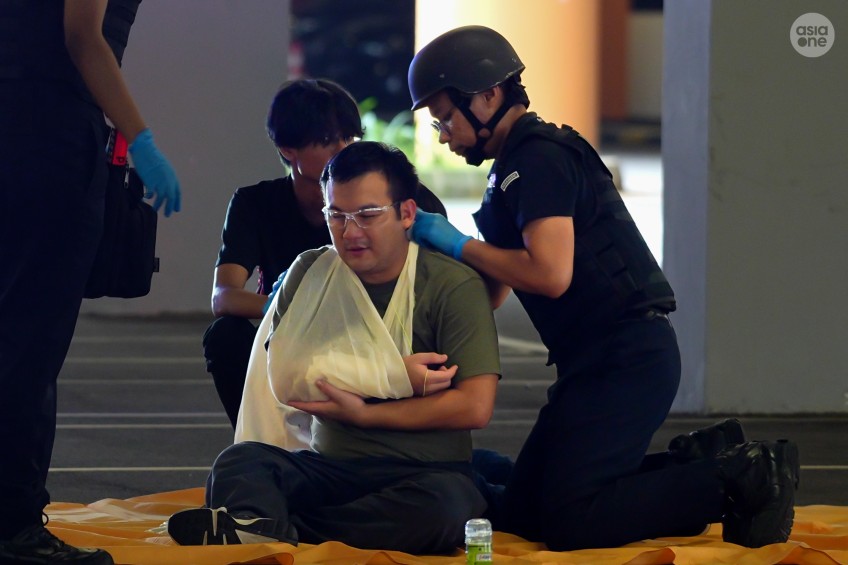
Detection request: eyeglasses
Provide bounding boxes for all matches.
[430,106,456,136]
[322,203,399,230]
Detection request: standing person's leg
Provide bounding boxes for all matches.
[293,465,485,554]
[0,90,107,550]
[503,317,721,549]
[202,316,257,427]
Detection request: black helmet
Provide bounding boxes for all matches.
[408,25,525,110]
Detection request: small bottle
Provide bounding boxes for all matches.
[465,518,492,564]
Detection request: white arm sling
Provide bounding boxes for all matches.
[234,244,417,451]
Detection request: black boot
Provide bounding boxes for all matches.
[668,418,746,462]
[0,524,113,564]
[718,440,799,547]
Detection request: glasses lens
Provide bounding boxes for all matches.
[323,209,343,226]
[324,204,396,229]
[355,208,387,227]
[431,121,441,133]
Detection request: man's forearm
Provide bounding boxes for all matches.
[358,375,497,431]
[290,375,498,432]
[211,286,267,319]
[64,0,147,143]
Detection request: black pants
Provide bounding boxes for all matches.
[206,442,486,554]
[202,315,257,427]
[0,84,107,538]
[494,315,725,550]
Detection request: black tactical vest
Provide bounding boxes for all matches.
[474,117,675,363]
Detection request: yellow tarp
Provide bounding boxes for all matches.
[45,488,848,565]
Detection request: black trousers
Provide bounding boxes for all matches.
[202,315,257,427]
[0,84,107,538]
[495,315,725,550]
[206,442,486,554]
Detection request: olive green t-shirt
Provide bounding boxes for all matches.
[271,245,501,462]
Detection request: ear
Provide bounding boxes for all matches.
[399,198,417,229]
[470,88,501,132]
[278,146,296,163]
[481,86,501,108]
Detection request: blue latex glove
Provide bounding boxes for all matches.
[410,210,472,261]
[129,128,182,217]
[262,270,286,315]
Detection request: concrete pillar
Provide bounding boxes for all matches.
[664,0,848,413]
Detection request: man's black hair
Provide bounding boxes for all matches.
[266,79,364,165]
[320,141,418,205]
[501,75,530,109]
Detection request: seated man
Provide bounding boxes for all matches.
[168,142,501,555]
[203,78,446,428]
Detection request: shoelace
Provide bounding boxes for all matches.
[37,512,65,549]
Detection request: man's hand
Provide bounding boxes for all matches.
[287,380,366,425]
[410,210,472,260]
[404,352,457,396]
[129,128,182,217]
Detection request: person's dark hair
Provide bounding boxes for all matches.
[501,76,530,109]
[266,79,364,165]
[321,141,418,207]
[445,74,529,114]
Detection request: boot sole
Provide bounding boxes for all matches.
[0,546,113,565]
[168,508,240,545]
[167,508,289,546]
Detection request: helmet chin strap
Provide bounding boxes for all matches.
[449,90,513,167]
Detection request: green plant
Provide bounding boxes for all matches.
[357,98,489,197]
[359,97,416,157]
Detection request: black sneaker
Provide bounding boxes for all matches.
[719,440,800,547]
[0,524,113,564]
[167,507,295,546]
[668,418,746,462]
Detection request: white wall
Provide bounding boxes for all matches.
[81,0,290,315]
[664,0,848,413]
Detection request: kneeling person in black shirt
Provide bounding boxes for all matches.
[203,79,445,427]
